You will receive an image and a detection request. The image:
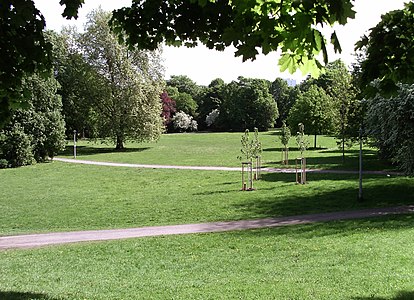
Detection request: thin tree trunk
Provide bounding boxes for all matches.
[314,134,317,149]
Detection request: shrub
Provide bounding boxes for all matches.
[172,111,198,132]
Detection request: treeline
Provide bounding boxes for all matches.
[162,60,358,150]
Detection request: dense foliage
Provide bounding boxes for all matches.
[0,74,66,168]
[288,85,337,148]
[365,84,414,175]
[356,2,414,96]
[216,78,278,131]
[110,0,355,77]
[0,0,81,128]
[70,9,164,149]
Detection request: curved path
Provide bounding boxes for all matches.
[1,206,413,250]
[53,158,401,175]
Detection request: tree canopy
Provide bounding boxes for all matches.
[0,0,83,128]
[110,0,355,76]
[355,2,414,96]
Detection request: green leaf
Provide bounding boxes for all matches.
[331,31,342,53]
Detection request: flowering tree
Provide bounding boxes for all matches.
[172,111,198,132]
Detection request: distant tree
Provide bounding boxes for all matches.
[172,92,198,117]
[218,77,278,131]
[197,78,225,129]
[288,85,337,148]
[160,91,176,128]
[315,59,356,160]
[269,78,293,127]
[79,9,164,149]
[167,75,202,100]
[48,29,97,138]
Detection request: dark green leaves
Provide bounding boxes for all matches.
[110,0,356,76]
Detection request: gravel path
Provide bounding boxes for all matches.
[1,206,413,250]
[53,157,401,175]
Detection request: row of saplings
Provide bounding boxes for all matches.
[238,122,308,191]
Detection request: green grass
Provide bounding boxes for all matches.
[1,162,413,236]
[1,215,413,299]
[58,131,395,171]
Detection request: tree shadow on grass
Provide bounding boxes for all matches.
[352,291,414,300]
[58,146,150,156]
[0,291,64,300]
[232,177,414,219]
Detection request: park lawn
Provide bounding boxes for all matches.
[0,161,413,236]
[0,215,413,299]
[58,131,395,171]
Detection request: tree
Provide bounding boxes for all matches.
[47,29,98,138]
[2,0,357,127]
[365,84,414,175]
[217,77,278,131]
[0,0,81,128]
[0,73,66,167]
[167,75,202,100]
[279,121,291,164]
[288,85,337,148]
[110,0,355,76]
[171,92,198,117]
[79,9,164,149]
[355,2,414,96]
[160,91,176,128]
[315,59,356,159]
[197,78,225,129]
[269,78,294,127]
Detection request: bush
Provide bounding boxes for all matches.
[0,125,34,168]
[205,109,220,127]
[172,111,198,132]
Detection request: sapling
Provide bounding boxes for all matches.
[279,121,291,164]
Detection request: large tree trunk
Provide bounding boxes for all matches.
[116,135,124,150]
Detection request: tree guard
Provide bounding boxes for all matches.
[241,162,254,191]
[295,157,307,184]
[254,155,262,180]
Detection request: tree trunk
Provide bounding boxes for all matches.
[314,134,317,149]
[116,135,124,150]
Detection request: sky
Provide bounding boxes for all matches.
[34,0,408,86]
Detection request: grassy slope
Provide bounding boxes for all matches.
[0,162,412,235]
[58,132,395,171]
[0,216,413,299]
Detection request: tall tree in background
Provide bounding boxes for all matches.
[315,60,356,160]
[80,9,164,149]
[288,85,337,149]
[1,0,358,126]
[269,78,294,127]
[47,29,98,138]
[218,77,278,131]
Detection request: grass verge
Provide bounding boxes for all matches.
[1,162,412,235]
[58,132,395,171]
[0,215,413,299]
